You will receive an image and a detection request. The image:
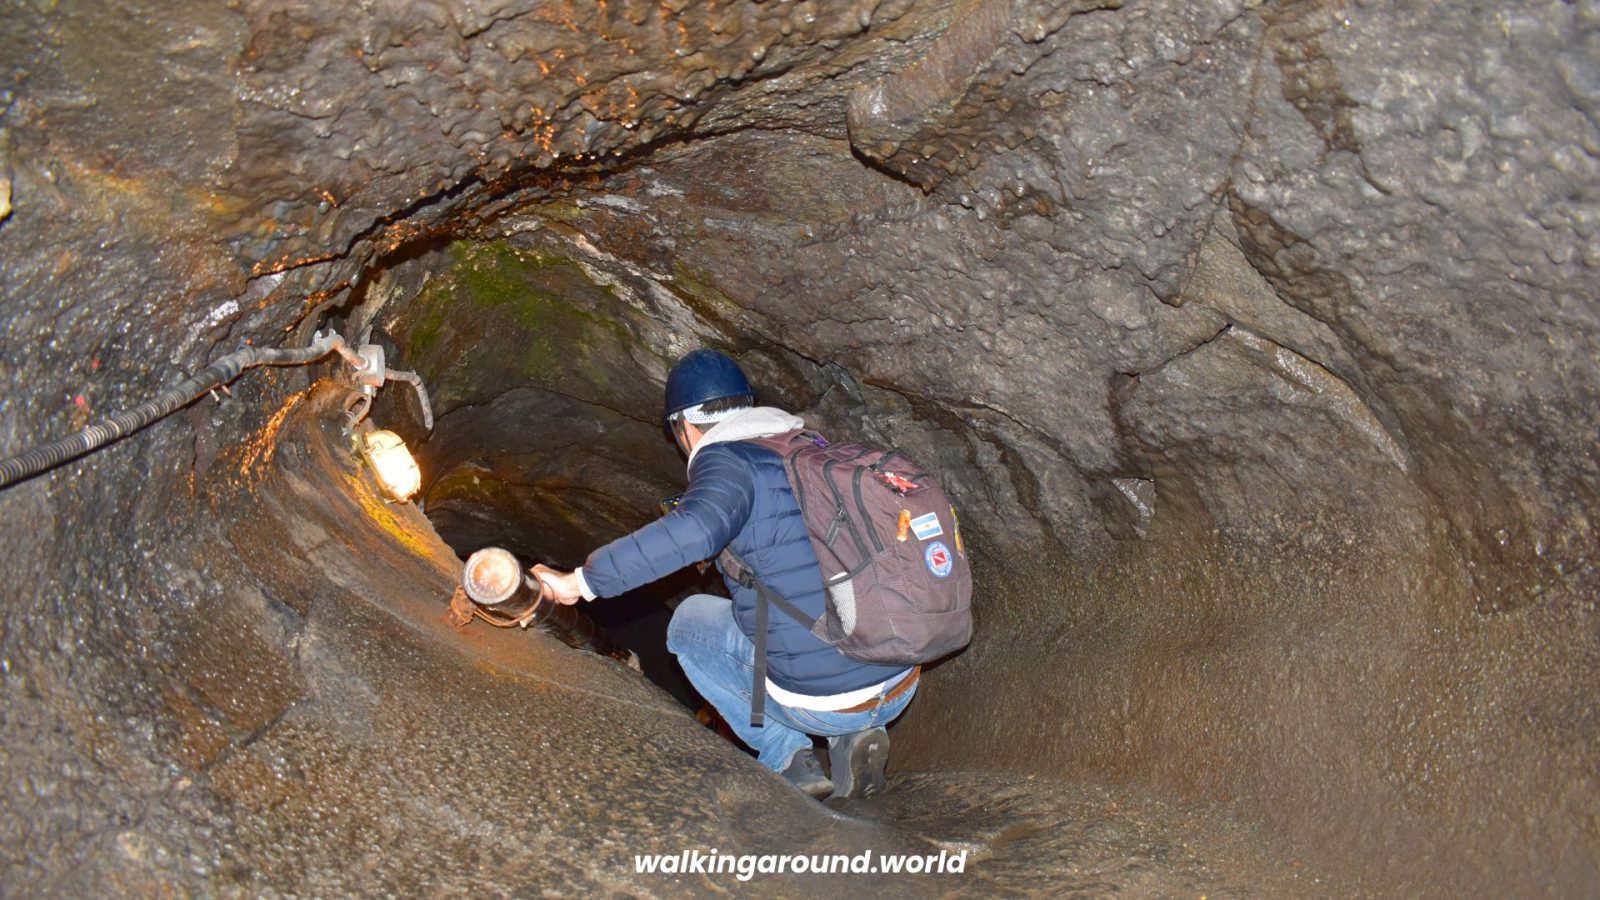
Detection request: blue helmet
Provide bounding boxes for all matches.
[664,349,753,426]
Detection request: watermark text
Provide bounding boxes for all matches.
[635,848,967,881]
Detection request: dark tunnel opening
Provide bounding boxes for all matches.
[346,235,756,712]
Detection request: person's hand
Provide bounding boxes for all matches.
[530,564,584,605]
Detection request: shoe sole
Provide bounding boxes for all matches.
[830,727,889,800]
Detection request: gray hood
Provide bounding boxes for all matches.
[686,406,806,470]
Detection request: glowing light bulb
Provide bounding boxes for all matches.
[362,429,421,501]
[463,547,522,605]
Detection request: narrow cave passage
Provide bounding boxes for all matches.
[251,221,1337,897]
[355,236,729,709]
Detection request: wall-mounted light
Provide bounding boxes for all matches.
[361,429,421,501]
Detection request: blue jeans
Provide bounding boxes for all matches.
[666,594,918,772]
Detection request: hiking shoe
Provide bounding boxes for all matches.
[780,748,834,799]
[827,726,889,800]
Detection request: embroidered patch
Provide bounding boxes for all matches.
[909,512,943,541]
[876,470,918,492]
[924,541,953,578]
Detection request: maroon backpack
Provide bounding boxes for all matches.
[720,429,973,726]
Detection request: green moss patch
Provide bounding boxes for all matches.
[400,239,642,410]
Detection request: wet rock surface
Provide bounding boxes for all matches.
[1,0,1596,895]
[858,771,1330,895]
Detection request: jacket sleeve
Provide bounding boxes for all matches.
[581,445,754,599]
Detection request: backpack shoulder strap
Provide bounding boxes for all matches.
[722,547,818,628]
[722,547,818,727]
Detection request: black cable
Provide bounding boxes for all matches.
[0,335,351,490]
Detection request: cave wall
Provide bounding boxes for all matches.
[1,0,1596,895]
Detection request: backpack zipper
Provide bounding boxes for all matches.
[822,458,871,561]
[853,465,884,553]
[786,443,810,518]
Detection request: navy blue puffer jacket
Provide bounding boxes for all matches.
[582,437,908,695]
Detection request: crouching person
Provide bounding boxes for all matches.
[533,349,967,800]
